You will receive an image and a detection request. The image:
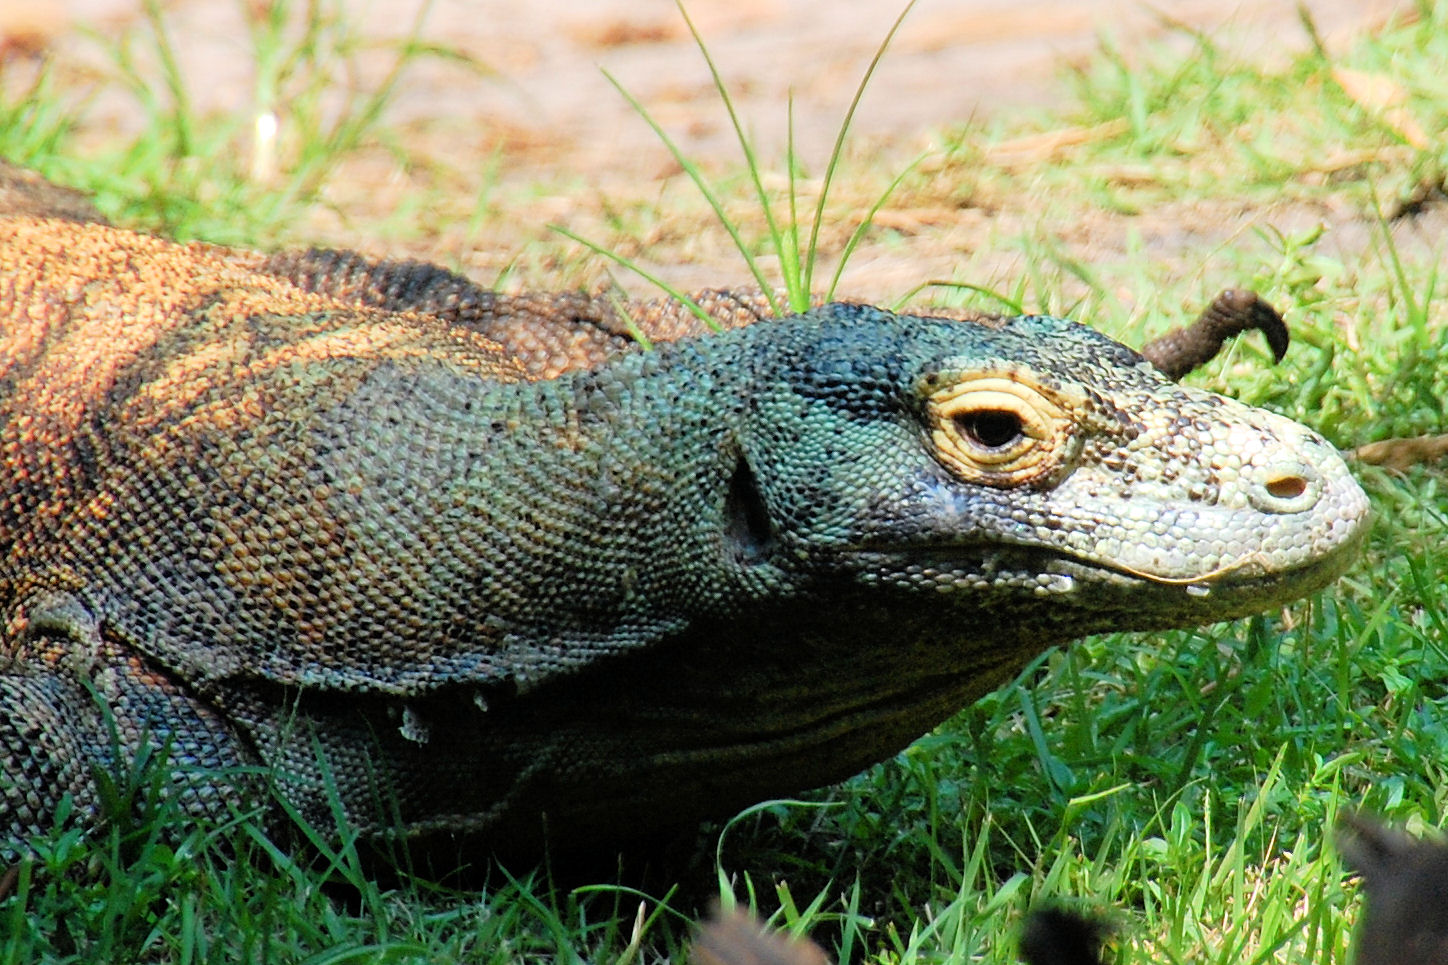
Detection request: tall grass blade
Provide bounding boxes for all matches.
[826,150,927,299]
[804,0,919,296]
[550,225,718,331]
[674,1,792,313]
[600,69,779,311]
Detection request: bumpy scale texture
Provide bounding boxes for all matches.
[0,216,1369,858]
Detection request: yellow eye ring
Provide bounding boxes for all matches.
[925,373,1083,488]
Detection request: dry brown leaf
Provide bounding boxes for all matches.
[0,5,67,60]
[900,6,1095,51]
[1305,145,1415,174]
[985,119,1130,170]
[564,16,683,49]
[1332,67,1408,110]
[692,907,832,965]
[1352,433,1448,471]
[870,206,984,232]
[1331,67,1429,149]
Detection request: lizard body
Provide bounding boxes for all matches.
[0,214,1368,857]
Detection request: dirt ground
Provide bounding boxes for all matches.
[1,0,1425,298]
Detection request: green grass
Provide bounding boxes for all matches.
[556,0,924,325]
[958,2,1448,217]
[3,0,1448,961]
[0,0,479,245]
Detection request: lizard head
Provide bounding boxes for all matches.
[720,304,1370,639]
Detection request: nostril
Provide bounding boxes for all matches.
[1250,459,1320,514]
[1265,474,1308,500]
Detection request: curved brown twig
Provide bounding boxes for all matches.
[1140,289,1290,381]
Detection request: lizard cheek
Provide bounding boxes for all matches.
[924,373,1083,489]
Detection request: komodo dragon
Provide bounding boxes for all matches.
[0,190,1368,859]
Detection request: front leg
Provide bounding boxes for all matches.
[0,594,260,847]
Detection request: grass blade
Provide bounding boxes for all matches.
[600,69,780,312]
[550,225,719,332]
[804,0,919,295]
[673,1,793,313]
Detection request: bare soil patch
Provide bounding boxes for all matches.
[6,0,1425,301]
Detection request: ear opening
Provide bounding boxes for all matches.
[724,453,775,564]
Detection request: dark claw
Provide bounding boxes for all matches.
[1019,906,1110,965]
[1336,812,1448,965]
[1139,289,1290,381]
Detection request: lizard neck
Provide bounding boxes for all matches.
[301,330,787,692]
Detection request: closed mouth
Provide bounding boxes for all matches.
[852,533,1363,594]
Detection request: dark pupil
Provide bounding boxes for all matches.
[957,410,1023,449]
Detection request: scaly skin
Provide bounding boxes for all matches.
[0,216,1369,858]
[253,247,1296,383]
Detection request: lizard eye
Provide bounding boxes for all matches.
[923,370,1084,488]
[953,409,1025,450]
